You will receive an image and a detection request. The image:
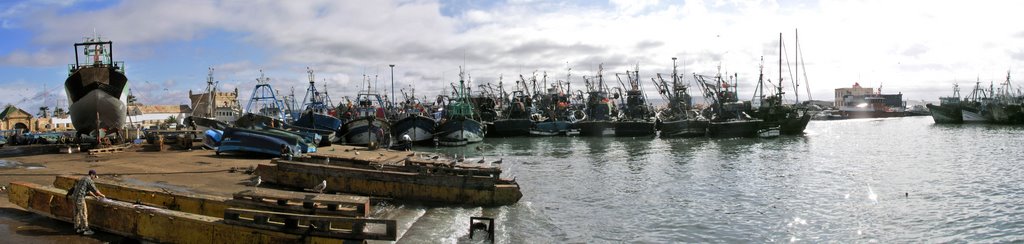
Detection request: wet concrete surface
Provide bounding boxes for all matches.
[0,198,128,243]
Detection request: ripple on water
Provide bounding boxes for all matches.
[409,117,1024,242]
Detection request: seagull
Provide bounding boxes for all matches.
[457,154,465,163]
[379,152,384,157]
[430,155,440,160]
[251,176,262,188]
[313,180,327,194]
[354,151,360,155]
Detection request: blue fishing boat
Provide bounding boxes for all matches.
[202,129,222,150]
[531,70,583,136]
[290,68,342,146]
[436,69,486,146]
[216,127,317,156]
[391,87,436,144]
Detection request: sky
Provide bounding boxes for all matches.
[2,0,1024,116]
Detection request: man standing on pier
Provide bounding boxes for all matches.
[71,169,106,235]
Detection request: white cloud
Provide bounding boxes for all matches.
[4,0,1024,113]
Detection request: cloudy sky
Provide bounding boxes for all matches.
[2,0,1023,115]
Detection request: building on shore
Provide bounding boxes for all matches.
[835,83,905,118]
[1,105,54,132]
[188,88,242,123]
[127,104,192,129]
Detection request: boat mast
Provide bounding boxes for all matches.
[207,67,216,118]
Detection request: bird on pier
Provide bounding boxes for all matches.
[251,176,262,188]
[313,180,327,194]
[354,151,360,155]
[430,155,440,160]
[457,154,465,163]
[476,157,486,164]
[379,152,385,157]
[493,158,503,164]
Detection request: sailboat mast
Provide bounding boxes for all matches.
[794,29,800,104]
[779,32,783,99]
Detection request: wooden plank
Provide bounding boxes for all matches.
[231,190,368,217]
[223,208,396,241]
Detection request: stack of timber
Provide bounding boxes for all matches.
[44,175,396,242]
[86,144,133,155]
[255,152,523,206]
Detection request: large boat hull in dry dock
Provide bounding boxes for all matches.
[65,66,128,135]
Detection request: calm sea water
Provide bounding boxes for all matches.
[386,116,1024,243]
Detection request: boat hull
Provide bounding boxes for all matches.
[779,113,812,135]
[987,104,1024,124]
[341,117,391,146]
[962,108,988,123]
[613,121,656,137]
[217,127,311,156]
[659,119,709,138]
[392,115,436,143]
[490,119,533,137]
[292,113,343,132]
[69,89,127,135]
[202,129,222,150]
[840,110,905,119]
[531,120,573,136]
[577,121,614,137]
[926,104,963,124]
[436,118,484,146]
[707,120,761,138]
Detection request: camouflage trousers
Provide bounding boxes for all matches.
[73,198,89,231]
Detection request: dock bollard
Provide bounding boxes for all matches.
[469,217,495,242]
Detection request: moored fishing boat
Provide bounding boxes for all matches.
[436,69,486,146]
[927,84,964,124]
[653,57,709,138]
[339,92,391,147]
[530,71,580,136]
[578,65,618,137]
[695,72,762,138]
[291,68,342,146]
[612,65,656,137]
[491,77,534,137]
[391,87,436,144]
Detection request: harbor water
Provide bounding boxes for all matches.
[390,116,1024,243]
